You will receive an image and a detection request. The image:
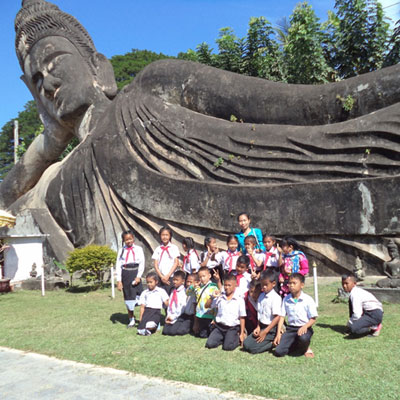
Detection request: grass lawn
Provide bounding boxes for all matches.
[1,280,399,400]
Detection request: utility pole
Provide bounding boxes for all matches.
[14,120,19,164]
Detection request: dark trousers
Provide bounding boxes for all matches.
[243,325,277,354]
[274,325,313,357]
[196,317,214,338]
[205,322,240,351]
[349,309,383,335]
[162,314,193,336]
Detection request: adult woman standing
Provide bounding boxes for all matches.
[235,213,265,253]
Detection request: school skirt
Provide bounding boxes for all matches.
[122,263,143,301]
[138,307,161,330]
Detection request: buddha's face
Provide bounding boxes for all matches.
[24,36,98,127]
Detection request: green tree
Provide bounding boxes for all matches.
[242,17,284,81]
[0,100,42,180]
[214,28,243,73]
[328,0,390,78]
[283,2,331,84]
[384,20,400,66]
[110,49,173,90]
[66,244,116,283]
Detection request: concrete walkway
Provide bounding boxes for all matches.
[0,347,269,400]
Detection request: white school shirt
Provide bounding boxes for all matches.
[234,271,252,297]
[183,249,200,274]
[166,284,187,323]
[152,242,180,276]
[115,244,145,281]
[212,292,246,327]
[257,289,282,325]
[349,286,383,322]
[261,246,280,268]
[139,287,169,309]
[280,291,318,326]
[220,250,241,272]
[201,250,222,270]
[248,252,264,272]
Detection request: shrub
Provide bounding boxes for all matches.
[66,245,116,283]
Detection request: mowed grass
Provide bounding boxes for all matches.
[1,281,399,400]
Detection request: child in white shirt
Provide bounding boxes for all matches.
[162,271,189,336]
[116,230,145,328]
[234,255,252,297]
[220,234,241,273]
[342,272,383,337]
[274,273,318,358]
[152,226,180,294]
[244,269,282,354]
[181,237,200,274]
[137,272,169,336]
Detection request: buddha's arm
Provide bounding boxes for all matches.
[0,126,73,208]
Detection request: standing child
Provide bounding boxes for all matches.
[274,273,317,358]
[342,273,383,337]
[152,226,180,294]
[181,237,200,275]
[162,270,188,336]
[137,272,169,336]
[234,255,252,297]
[279,237,309,297]
[205,273,246,351]
[116,230,145,328]
[200,236,223,282]
[243,270,282,354]
[244,236,264,279]
[244,280,261,335]
[220,235,241,273]
[191,267,220,338]
[262,235,282,272]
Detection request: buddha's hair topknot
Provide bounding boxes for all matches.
[15,0,97,70]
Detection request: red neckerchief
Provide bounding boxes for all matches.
[263,248,275,270]
[159,244,171,262]
[236,273,244,286]
[169,288,179,311]
[226,250,240,272]
[125,246,135,264]
[183,249,199,271]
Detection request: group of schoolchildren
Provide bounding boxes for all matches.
[116,212,384,358]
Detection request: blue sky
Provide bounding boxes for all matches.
[1,0,399,128]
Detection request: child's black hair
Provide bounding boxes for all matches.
[183,237,195,249]
[121,229,134,242]
[159,226,172,238]
[237,212,250,221]
[187,272,199,281]
[263,234,277,242]
[281,237,301,251]
[244,235,257,245]
[290,272,305,283]
[226,234,239,245]
[173,270,186,280]
[204,236,216,247]
[249,279,261,289]
[146,271,159,281]
[224,273,237,283]
[198,266,211,274]
[237,254,250,266]
[260,269,277,283]
[342,272,357,281]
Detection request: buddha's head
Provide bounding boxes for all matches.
[15,0,117,128]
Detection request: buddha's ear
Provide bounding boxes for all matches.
[90,52,118,99]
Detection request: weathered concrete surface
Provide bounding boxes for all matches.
[0,347,269,400]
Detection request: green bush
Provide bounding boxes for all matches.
[66,245,116,283]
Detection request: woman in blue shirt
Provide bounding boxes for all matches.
[235,212,265,253]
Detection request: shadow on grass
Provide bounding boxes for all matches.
[66,282,112,293]
[317,323,348,334]
[110,313,129,325]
